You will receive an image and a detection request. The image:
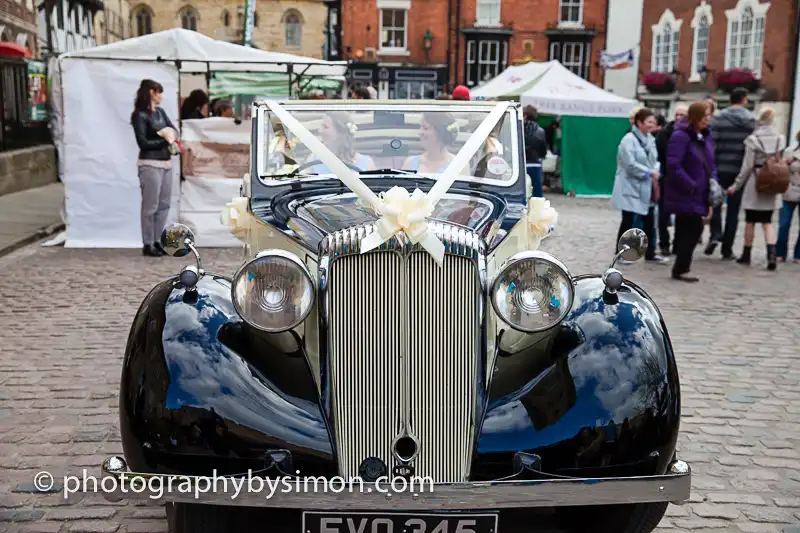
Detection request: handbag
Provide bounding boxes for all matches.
[696,140,724,207]
[753,137,790,195]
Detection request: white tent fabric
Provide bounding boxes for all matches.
[470,62,551,99]
[54,29,347,248]
[520,61,637,118]
[59,28,348,76]
[471,60,637,118]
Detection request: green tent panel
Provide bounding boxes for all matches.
[559,115,630,197]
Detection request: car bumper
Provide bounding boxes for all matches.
[99,456,691,510]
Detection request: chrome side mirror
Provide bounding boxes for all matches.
[604,228,648,296]
[613,228,648,266]
[161,223,203,289]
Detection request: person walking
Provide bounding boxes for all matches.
[726,107,786,270]
[776,130,800,262]
[131,79,179,257]
[706,87,756,259]
[523,104,549,198]
[611,107,668,263]
[655,105,688,255]
[664,101,718,282]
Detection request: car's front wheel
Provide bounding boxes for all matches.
[556,501,668,533]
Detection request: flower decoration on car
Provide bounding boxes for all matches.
[525,197,558,250]
[220,196,255,242]
[346,122,358,135]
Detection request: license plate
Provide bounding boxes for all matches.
[302,512,498,533]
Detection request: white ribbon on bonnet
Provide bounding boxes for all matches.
[265,100,511,267]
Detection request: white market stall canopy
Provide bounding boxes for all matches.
[58,28,348,77]
[472,60,637,118]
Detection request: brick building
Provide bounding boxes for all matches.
[128,0,326,59]
[449,0,609,90]
[1,0,39,56]
[339,0,450,98]
[638,0,798,133]
[339,0,609,98]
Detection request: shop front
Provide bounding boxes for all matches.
[345,63,448,99]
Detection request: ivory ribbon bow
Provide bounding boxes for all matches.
[360,186,446,265]
[220,196,253,242]
[524,197,558,250]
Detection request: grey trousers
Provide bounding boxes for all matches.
[138,165,173,245]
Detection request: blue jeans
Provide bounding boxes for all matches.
[526,163,543,198]
[776,201,800,260]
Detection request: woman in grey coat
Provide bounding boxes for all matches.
[611,107,668,263]
[726,108,786,270]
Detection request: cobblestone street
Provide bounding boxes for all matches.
[0,195,798,533]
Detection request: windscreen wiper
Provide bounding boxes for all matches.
[262,169,318,178]
[358,168,418,175]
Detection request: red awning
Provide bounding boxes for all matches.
[0,42,33,58]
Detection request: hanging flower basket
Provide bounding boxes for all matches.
[715,68,760,93]
[642,72,676,94]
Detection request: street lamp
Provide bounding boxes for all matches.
[423,30,433,51]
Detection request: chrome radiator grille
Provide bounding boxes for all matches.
[323,223,484,483]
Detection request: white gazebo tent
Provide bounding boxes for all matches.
[473,61,638,196]
[48,29,348,248]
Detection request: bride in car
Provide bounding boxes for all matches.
[403,112,459,173]
[304,111,376,173]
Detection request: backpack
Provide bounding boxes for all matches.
[754,137,790,195]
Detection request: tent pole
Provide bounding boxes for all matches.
[288,64,294,98]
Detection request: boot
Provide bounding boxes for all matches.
[153,241,168,256]
[736,246,752,265]
[767,244,777,271]
[142,244,162,257]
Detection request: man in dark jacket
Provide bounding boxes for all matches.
[523,105,549,197]
[654,105,687,255]
[707,87,756,259]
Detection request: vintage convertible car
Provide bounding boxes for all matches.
[103,100,690,533]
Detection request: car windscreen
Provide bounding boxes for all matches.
[256,105,520,187]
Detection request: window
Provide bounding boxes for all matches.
[690,1,713,81]
[465,39,508,86]
[380,9,407,51]
[222,10,230,26]
[549,40,589,79]
[132,5,153,36]
[179,6,198,31]
[283,10,302,48]
[559,0,582,25]
[651,9,682,73]
[476,0,501,26]
[253,12,258,27]
[725,0,769,75]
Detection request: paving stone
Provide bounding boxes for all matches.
[707,493,767,506]
[66,523,119,533]
[691,504,740,520]
[0,509,46,522]
[742,509,797,524]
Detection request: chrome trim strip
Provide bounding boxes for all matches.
[100,457,692,509]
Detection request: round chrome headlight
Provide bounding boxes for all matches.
[490,251,574,333]
[232,250,315,332]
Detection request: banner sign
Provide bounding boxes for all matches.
[600,49,635,70]
[243,0,256,47]
[180,117,251,179]
[27,60,48,122]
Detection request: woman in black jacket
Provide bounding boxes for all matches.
[180,89,209,120]
[131,79,178,257]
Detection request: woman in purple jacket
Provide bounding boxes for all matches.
[664,101,718,282]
